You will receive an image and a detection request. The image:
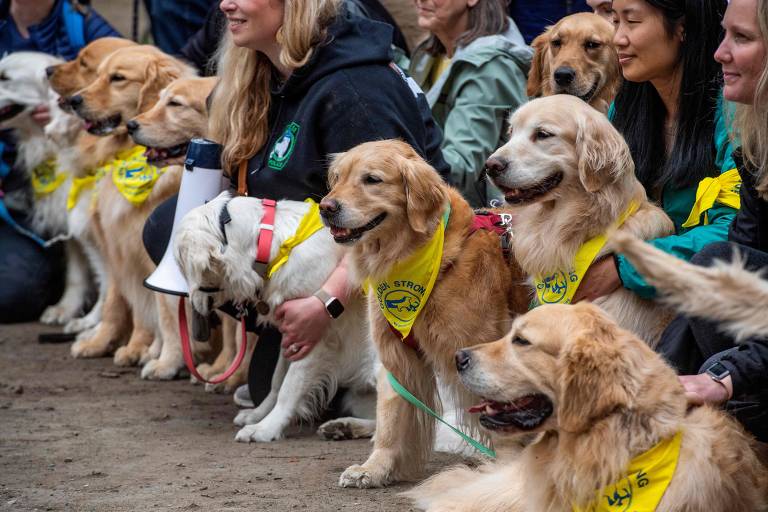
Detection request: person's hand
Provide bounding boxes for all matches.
[678,374,733,406]
[275,296,330,362]
[572,255,621,303]
[31,104,51,127]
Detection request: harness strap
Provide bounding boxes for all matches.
[237,160,248,197]
[253,198,277,275]
[471,210,514,259]
[218,200,232,246]
[179,297,249,384]
[388,324,421,354]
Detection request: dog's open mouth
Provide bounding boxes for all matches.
[469,394,553,431]
[0,103,25,123]
[82,113,121,135]
[325,212,387,244]
[143,142,188,165]
[495,171,563,205]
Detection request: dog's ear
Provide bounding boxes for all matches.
[399,152,447,235]
[556,305,640,433]
[138,55,190,113]
[527,31,550,98]
[326,152,344,188]
[576,112,633,193]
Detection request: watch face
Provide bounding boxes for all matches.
[706,361,729,380]
[326,298,344,318]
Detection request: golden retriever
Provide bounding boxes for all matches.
[486,94,674,345]
[527,13,621,113]
[68,47,198,380]
[407,302,768,512]
[320,139,530,488]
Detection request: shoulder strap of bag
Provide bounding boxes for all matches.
[62,1,86,52]
[237,160,248,196]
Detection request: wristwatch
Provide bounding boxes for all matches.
[313,289,344,319]
[705,361,730,383]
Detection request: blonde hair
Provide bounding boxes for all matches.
[208,0,342,174]
[732,0,768,196]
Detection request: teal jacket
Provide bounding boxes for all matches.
[407,21,533,206]
[610,97,738,298]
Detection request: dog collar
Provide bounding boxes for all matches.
[253,198,277,276]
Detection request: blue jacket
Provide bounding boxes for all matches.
[0,0,120,59]
[508,0,591,44]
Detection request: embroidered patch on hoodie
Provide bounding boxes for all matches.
[267,122,300,170]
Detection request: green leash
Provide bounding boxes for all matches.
[386,371,496,458]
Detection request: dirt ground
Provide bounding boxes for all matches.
[0,323,461,512]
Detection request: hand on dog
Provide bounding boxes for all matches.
[275,297,330,362]
[572,256,621,303]
[679,374,733,406]
[32,104,51,127]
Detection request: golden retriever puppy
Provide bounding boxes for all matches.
[127,76,217,166]
[486,95,674,345]
[407,303,768,512]
[527,13,620,113]
[69,48,198,377]
[320,139,530,488]
[614,232,768,342]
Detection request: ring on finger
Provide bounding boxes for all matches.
[289,344,300,353]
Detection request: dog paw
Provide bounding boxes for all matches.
[140,359,181,381]
[233,408,256,426]
[113,345,145,367]
[317,418,375,441]
[234,424,282,443]
[64,315,98,334]
[40,305,71,325]
[204,381,225,394]
[70,337,113,359]
[338,464,389,488]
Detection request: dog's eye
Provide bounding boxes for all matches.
[585,41,602,50]
[511,336,531,346]
[363,174,383,185]
[167,100,182,107]
[110,73,126,82]
[0,72,7,81]
[550,39,562,48]
[534,129,554,141]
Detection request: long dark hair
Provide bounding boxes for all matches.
[424,0,509,55]
[612,0,727,191]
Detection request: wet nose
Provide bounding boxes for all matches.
[69,94,83,108]
[45,65,56,78]
[455,350,472,372]
[319,198,341,215]
[125,120,139,134]
[484,156,508,179]
[554,66,576,86]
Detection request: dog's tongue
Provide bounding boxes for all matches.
[83,120,94,130]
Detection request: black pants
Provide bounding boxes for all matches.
[143,195,281,405]
[657,242,768,442]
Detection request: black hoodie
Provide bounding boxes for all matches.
[236,11,450,202]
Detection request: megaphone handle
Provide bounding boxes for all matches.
[179,297,250,384]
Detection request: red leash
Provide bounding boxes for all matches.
[178,297,249,384]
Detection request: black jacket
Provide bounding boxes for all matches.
[720,151,768,395]
[233,11,449,202]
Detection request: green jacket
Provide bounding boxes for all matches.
[611,97,738,298]
[408,22,532,206]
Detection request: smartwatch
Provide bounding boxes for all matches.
[705,361,730,382]
[313,289,344,319]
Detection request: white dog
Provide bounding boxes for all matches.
[174,192,377,442]
[0,51,94,326]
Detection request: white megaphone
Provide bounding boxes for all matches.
[144,138,225,296]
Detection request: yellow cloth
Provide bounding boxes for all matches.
[534,201,639,305]
[266,199,326,278]
[573,431,682,512]
[110,146,165,206]
[429,55,451,89]
[31,159,67,197]
[66,163,110,211]
[682,168,741,228]
[365,206,450,341]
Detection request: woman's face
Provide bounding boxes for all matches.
[219,0,284,50]
[413,0,478,36]
[612,0,684,83]
[715,0,766,104]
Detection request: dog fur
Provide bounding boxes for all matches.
[320,139,530,488]
[406,303,768,511]
[487,95,674,345]
[527,13,621,113]
[173,192,377,442]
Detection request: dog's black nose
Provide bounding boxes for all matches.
[484,156,508,179]
[319,198,341,215]
[69,94,83,108]
[554,67,576,86]
[45,65,57,78]
[455,350,472,372]
[125,120,139,134]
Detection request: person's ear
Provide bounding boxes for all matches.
[467,0,480,7]
[676,22,685,43]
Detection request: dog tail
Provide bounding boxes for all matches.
[612,231,768,341]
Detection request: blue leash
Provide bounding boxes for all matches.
[0,141,47,247]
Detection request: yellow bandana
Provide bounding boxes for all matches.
[574,431,682,512]
[365,206,450,341]
[31,159,67,197]
[534,201,639,306]
[110,146,165,206]
[266,199,326,278]
[66,164,110,211]
[682,168,741,228]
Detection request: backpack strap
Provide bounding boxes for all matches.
[62,1,86,52]
[237,160,248,196]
